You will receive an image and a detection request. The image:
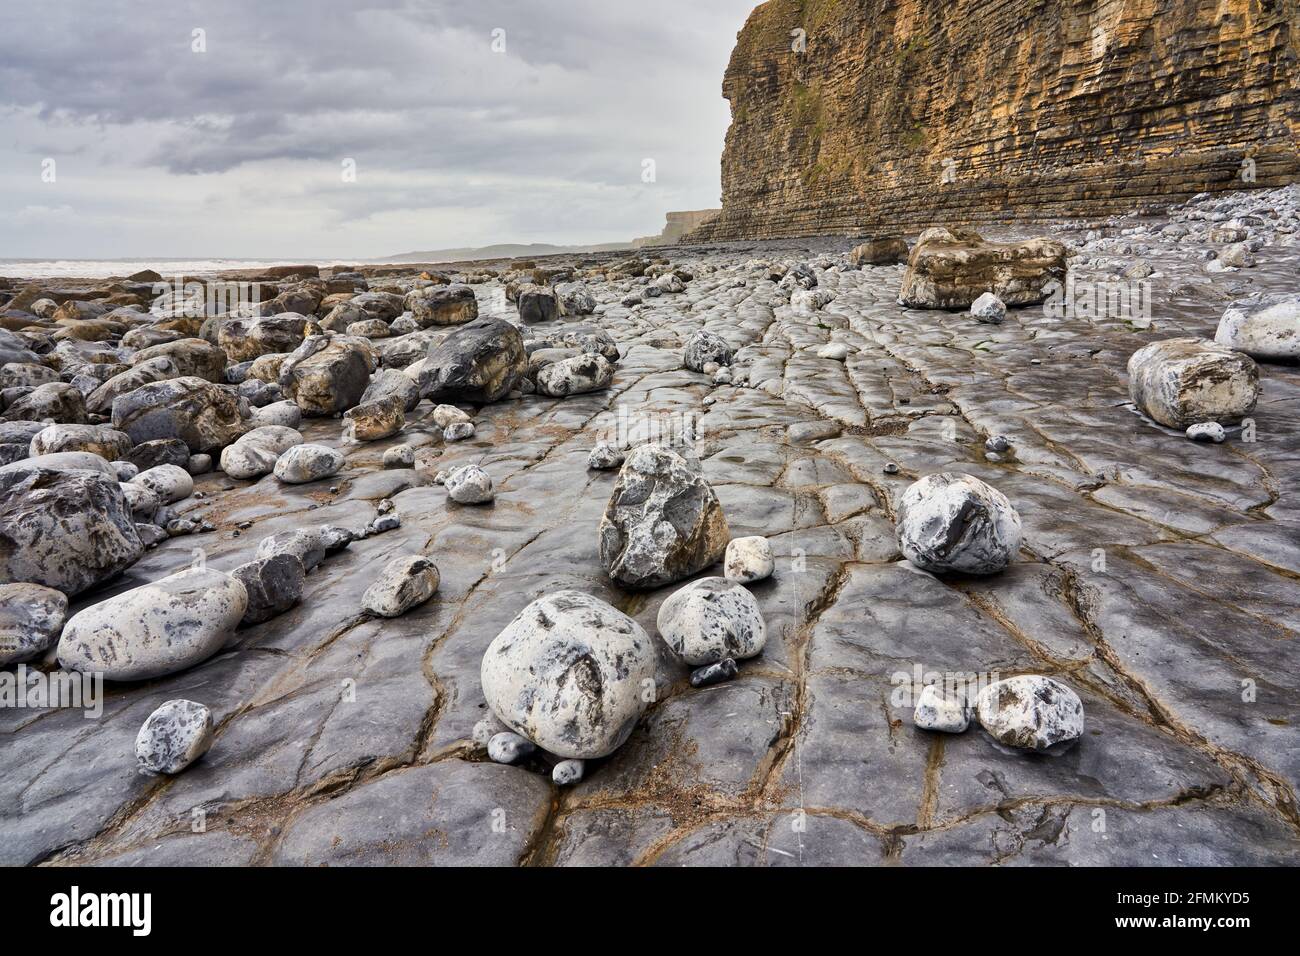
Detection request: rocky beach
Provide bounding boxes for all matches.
[2,183,1299,866]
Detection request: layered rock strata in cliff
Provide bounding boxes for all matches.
[688,0,1300,241]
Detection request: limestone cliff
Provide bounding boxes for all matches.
[633,209,722,247]
[688,0,1300,241]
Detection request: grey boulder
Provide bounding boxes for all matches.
[0,468,142,596]
[111,376,247,453]
[598,444,730,588]
[273,443,344,483]
[231,553,306,624]
[361,555,440,617]
[683,330,734,372]
[0,583,68,665]
[1127,337,1260,428]
[1214,293,1300,362]
[421,318,526,404]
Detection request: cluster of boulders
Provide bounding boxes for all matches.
[912,675,1085,750]
[0,258,651,777]
[474,436,779,782]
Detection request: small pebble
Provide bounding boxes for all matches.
[487,731,535,764]
[690,658,739,688]
[472,717,506,747]
[552,759,585,786]
[1187,422,1226,443]
[369,514,401,534]
[883,462,900,475]
[985,435,1011,453]
[135,699,213,775]
[913,684,971,733]
[383,444,415,468]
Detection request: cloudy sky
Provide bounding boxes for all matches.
[0,0,756,260]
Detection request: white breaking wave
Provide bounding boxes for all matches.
[0,259,356,280]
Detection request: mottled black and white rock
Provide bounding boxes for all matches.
[971,292,1007,324]
[535,353,615,397]
[913,684,970,733]
[231,553,306,625]
[480,591,657,759]
[975,676,1085,750]
[130,464,194,504]
[552,759,585,785]
[1127,337,1260,428]
[250,399,303,430]
[421,318,526,404]
[0,467,143,596]
[690,657,739,688]
[895,473,1022,575]
[273,444,344,483]
[58,567,248,681]
[383,444,415,468]
[255,525,352,572]
[1187,422,1226,443]
[445,464,494,504]
[30,424,132,461]
[443,421,474,442]
[135,699,214,775]
[487,731,535,764]
[723,535,774,584]
[599,444,729,588]
[683,330,734,372]
[0,583,68,665]
[361,555,439,617]
[556,284,597,316]
[588,441,624,470]
[657,577,766,666]
[1,382,87,424]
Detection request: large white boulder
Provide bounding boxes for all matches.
[656,577,766,666]
[480,591,656,759]
[1128,337,1259,427]
[895,473,1022,575]
[1214,294,1300,362]
[57,567,248,681]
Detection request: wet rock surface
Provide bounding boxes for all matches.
[2,189,1300,866]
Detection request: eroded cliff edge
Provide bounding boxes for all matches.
[688,0,1300,241]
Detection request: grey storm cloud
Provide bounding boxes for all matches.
[0,0,757,257]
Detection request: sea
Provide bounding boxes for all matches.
[0,259,369,280]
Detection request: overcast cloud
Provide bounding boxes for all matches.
[0,0,755,259]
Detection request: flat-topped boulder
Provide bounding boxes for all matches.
[1128,337,1260,428]
[898,228,1067,309]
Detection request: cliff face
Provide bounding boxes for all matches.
[688,0,1300,241]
